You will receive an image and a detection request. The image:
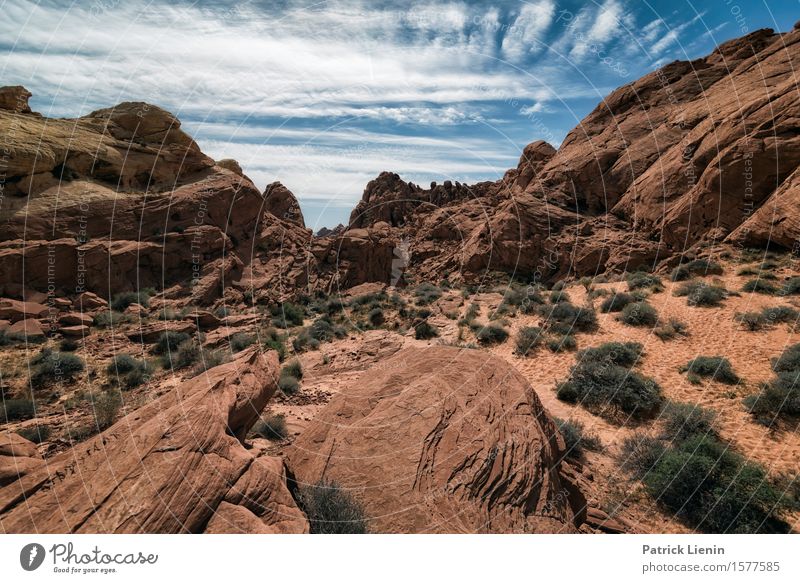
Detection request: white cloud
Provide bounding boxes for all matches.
[501,0,556,61]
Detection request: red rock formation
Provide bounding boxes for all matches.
[287,346,586,533]
[0,347,308,533]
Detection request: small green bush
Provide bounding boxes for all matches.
[309,318,335,342]
[654,318,688,340]
[743,279,779,295]
[415,321,439,340]
[538,302,597,334]
[271,302,305,328]
[643,435,789,533]
[782,277,800,295]
[230,333,255,352]
[368,307,385,327]
[762,305,799,325]
[414,282,442,305]
[661,401,718,442]
[263,327,287,361]
[578,342,643,368]
[30,351,85,388]
[547,334,577,352]
[675,281,726,307]
[278,375,300,395]
[282,360,303,380]
[736,311,766,331]
[682,356,739,385]
[474,323,509,345]
[627,272,662,291]
[16,424,51,444]
[92,390,122,429]
[252,414,288,441]
[619,301,658,327]
[515,326,544,356]
[1,399,36,423]
[554,417,601,458]
[92,310,129,328]
[110,290,150,311]
[299,479,369,534]
[549,290,571,304]
[619,433,666,479]
[671,259,723,281]
[59,338,79,352]
[745,344,800,419]
[107,354,140,375]
[152,331,191,354]
[600,292,635,313]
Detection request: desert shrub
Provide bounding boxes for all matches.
[627,272,662,291]
[92,310,129,328]
[557,343,661,420]
[1,399,36,423]
[736,311,767,331]
[414,282,442,305]
[549,289,571,304]
[554,417,601,458]
[92,390,122,429]
[110,290,150,311]
[539,302,597,334]
[282,360,303,381]
[192,349,227,376]
[474,323,509,345]
[743,279,779,295]
[278,375,300,395]
[214,305,229,319]
[682,356,739,385]
[782,277,800,295]
[415,321,439,340]
[619,433,666,479]
[252,414,287,441]
[368,307,385,327]
[762,305,799,325]
[619,301,658,327]
[106,354,140,375]
[230,333,255,352]
[16,424,51,444]
[643,435,789,533]
[299,479,369,534]
[600,292,635,313]
[168,340,202,369]
[737,267,759,276]
[671,259,723,281]
[263,327,287,361]
[271,302,305,328]
[515,326,544,356]
[661,401,718,442]
[30,350,85,388]
[158,307,178,321]
[547,334,577,352]
[59,338,79,352]
[152,331,191,355]
[578,342,643,368]
[325,297,347,314]
[654,318,688,340]
[460,303,480,324]
[771,343,800,374]
[675,281,726,306]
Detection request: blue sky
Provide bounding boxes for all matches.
[1,1,797,229]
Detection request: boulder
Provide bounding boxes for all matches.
[0,299,49,323]
[59,325,90,338]
[6,318,45,341]
[76,292,107,310]
[126,320,196,344]
[0,432,44,488]
[58,312,93,327]
[0,348,308,533]
[287,346,586,533]
[264,182,306,227]
[0,86,32,113]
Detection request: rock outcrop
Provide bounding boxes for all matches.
[0,348,308,533]
[288,346,586,533]
[264,181,306,227]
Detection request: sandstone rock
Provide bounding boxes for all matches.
[216,158,243,175]
[76,292,107,310]
[264,182,305,227]
[288,346,586,533]
[184,309,221,329]
[58,312,93,327]
[0,348,307,533]
[0,432,44,488]
[6,318,45,341]
[0,299,49,323]
[126,320,196,344]
[0,86,32,113]
[59,325,90,338]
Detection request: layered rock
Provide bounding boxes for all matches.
[288,346,586,533]
[264,181,306,227]
[0,348,308,533]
